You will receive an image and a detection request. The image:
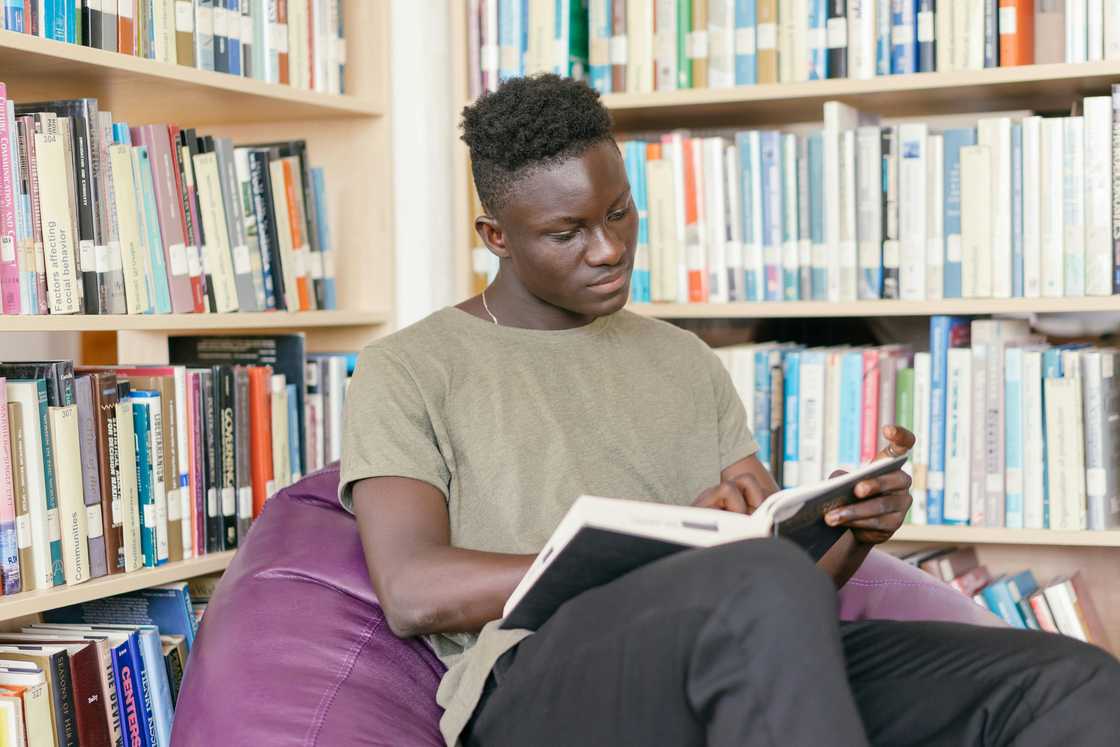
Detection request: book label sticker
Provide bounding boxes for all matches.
[1104,354,1115,379]
[94,244,110,272]
[1088,467,1107,497]
[111,496,122,525]
[892,22,914,46]
[610,35,628,65]
[947,234,962,261]
[807,27,827,52]
[87,0,102,10]
[0,236,13,262]
[207,486,217,517]
[265,480,275,499]
[999,7,1017,35]
[986,473,1003,493]
[175,0,195,32]
[917,12,935,42]
[108,241,123,270]
[323,250,336,277]
[883,239,901,268]
[79,239,95,270]
[196,4,213,32]
[1006,468,1023,495]
[228,7,241,40]
[337,38,347,65]
[277,23,289,53]
[238,487,252,519]
[233,244,252,275]
[15,516,30,549]
[757,22,777,51]
[86,505,104,539]
[927,470,945,491]
[47,508,61,541]
[242,15,252,45]
[310,253,324,279]
[222,486,235,515]
[167,488,182,520]
[118,0,134,17]
[735,27,756,55]
[827,17,848,49]
[186,244,202,277]
[143,502,155,528]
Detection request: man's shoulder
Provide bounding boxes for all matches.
[611,310,712,353]
[360,307,464,358]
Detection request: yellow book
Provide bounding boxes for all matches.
[47,406,91,586]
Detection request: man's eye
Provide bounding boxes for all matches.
[550,231,578,242]
[608,207,631,222]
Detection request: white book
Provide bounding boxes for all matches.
[1063,117,1086,297]
[898,123,928,300]
[47,406,91,586]
[704,138,729,303]
[838,130,859,301]
[1079,349,1120,530]
[849,0,877,79]
[781,134,799,299]
[108,144,153,314]
[798,351,827,485]
[1089,0,1105,60]
[1021,348,1046,529]
[937,0,954,70]
[270,374,291,490]
[911,351,932,525]
[1067,0,1088,62]
[646,159,677,303]
[856,126,882,300]
[724,145,744,301]
[1040,117,1065,297]
[194,152,239,312]
[730,345,758,429]
[978,118,1012,299]
[959,145,990,298]
[503,457,909,630]
[927,134,944,300]
[709,0,736,87]
[745,131,765,301]
[1021,116,1042,298]
[654,0,678,89]
[965,0,984,69]
[4,382,54,591]
[793,0,810,81]
[1107,0,1120,59]
[779,0,796,82]
[1045,367,1088,531]
[627,0,656,93]
[33,119,81,315]
[944,347,972,524]
[823,102,872,302]
[114,401,143,573]
[666,134,690,302]
[1083,98,1113,296]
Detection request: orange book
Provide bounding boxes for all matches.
[278,0,291,85]
[682,137,707,302]
[118,0,135,56]
[248,366,275,518]
[999,0,1034,67]
[281,158,313,310]
[646,142,662,161]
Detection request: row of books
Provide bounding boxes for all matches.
[0,580,203,746]
[0,336,352,596]
[468,0,1105,98]
[713,316,1120,531]
[623,96,1120,305]
[0,0,346,94]
[0,88,337,316]
[902,545,1110,648]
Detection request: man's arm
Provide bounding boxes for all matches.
[352,476,534,638]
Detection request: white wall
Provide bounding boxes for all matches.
[390,0,458,327]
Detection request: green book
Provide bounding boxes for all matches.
[895,367,915,522]
[677,0,692,89]
[560,0,590,79]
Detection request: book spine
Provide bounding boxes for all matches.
[838,351,863,471]
[589,0,611,93]
[49,405,91,585]
[1040,117,1064,296]
[999,0,1034,65]
[1021,349,1046,528]
[780,134,798,300]
[753,349,772,469]
[942,129,972,298]
[1004,347,1025,527]
[35,118,82,314]
[1113,89,1120,295]
[856,126,882,299]
[798,351,825,484]
[132,146,174,313]
[1085,97,1113,296]
[1010,122,1023,297]
[130,400,156,567]
[610,0,627,90]
[916,0,935,70]
[74,378,107,578]
[910,352,931,523]
[930,146,944,296]
[960,144,989,298]
[927,316,962,524]
[838,129,858,300]
[898,122,927,300]
[218,367,237,549]
[944,346,971,524]
[1063,117,1086,297]
[0,385,17,594]
[806,133,825,300]
[891,0,917,73]
[782,352,800,488]
[235,367,252,542]
[706,138,730,303]
[759,132,781,301]
[796,136,812,300]
[881,125,900,299]
[859,348,880,464]
[732,0,757,84]
[983,0,998,66]
[826,0,847,78]
[285,381,300,480]
[0,86,19,315]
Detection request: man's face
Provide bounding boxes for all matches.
[493,140,638,318]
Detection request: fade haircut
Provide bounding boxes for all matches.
[460,74,614,216]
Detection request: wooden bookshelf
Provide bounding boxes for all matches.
[891,526,1120,548]
[0,309,390,333]
[630,297,1120,319]
[0,552,234,621]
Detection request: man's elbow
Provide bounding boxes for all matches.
[378,581,443,639]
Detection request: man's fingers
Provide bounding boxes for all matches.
[826,494,912,526]
[831,511,907,532]
[828,469,848,479]
[695,483,750,514]
[854,471,913,499]
[877,425,916,459]
[727,473,768,510]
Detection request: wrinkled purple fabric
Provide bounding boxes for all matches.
[171,465,1001,746]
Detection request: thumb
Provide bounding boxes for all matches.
[828,469,848,479]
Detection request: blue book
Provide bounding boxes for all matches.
[941,128,976,298]
[286,383,301,478]
[807,0,828,80]
[129,396,159,568]
[753,349,773,468]
[589,0,612,93]
[310,168,334,309]
[1005,347,1025,528]
[133,147,174,314]
[783,352,800,488]
[734,0,757,84]
[980,576,1028,628]
[3,0,24,31]
[133,625,174,747]
[227,0,242,76]
[1011,122,1024,297]
[43,0,67,42]
[838,352,864,471]
[876,0,892,75]
[1008,570,1041,629]
[109,633,153,747]
[498,0,523,81]
[214,0,229,72]
[917,0,936,71]
[780,137,798,301]
[928,316,970,525]
[808,133,827,300]
[890,0,918,74]
[760,131,782,301]
[625,142,651,303]
[983,0,998,67]
[736,133,761,301]
[44,582,199,653]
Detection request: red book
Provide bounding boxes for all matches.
[950,565,991,597]
[860,349,880,464]
[166,125,206,313]
[247,366,275,518]
[999,0,1034,67]
[1028,590,1061,634]
[281,159,313,311]
[683,138,706,302]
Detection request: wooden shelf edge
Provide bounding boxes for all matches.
[628,297,1120,319]
[0,30,380,119]
[0,309,392,332]
[0,552,234,620]
[889,526,1120,547]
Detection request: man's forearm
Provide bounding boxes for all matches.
[817,531,872,588]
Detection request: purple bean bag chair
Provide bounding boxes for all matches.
[170,465,1001,747]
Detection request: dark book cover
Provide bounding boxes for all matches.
[74,376,109,579]
[983,0,999,67]
[167,124,205,313]
[917,0,936,71]
[246,148,284,310]
[88,372,123,574]
[214,0,229,74]
[201,369,223,553]
[64,643,112,747]
[169,335,308,476]
[161,638,185,707]
[181,129,215,313]
[881,126,900,299]
[188,372,207,556]
[217,366,237,550]
[44,584,198,654]
[827,0,848,79]
[768,363,784,483]
[234,367,253,544]
[83,0,101,48]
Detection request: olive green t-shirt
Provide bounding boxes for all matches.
[339,307,759,746]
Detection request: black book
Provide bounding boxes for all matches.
[83,0,101,48]
[193,369,222,554]
[826,0,847,79]
[0,360,74,406]
[917,0,936,72]
[181,129,215,313]
[246,148,285,310]
[500,456,908,632]
[216,366,237,550]
[881,126,900,299]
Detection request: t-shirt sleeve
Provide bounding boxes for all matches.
[338,346,451,512]
[705,348,760,471]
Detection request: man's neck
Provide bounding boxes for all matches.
[457,272,598,331]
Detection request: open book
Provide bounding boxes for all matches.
[501,455,909,631]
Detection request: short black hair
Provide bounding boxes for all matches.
[460,74,614,215]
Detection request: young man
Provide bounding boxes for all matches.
[341,75,1120,746]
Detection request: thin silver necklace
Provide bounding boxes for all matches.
[481,289,499,325]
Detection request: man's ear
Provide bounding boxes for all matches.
[475,215,511,260]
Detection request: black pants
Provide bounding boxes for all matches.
[463,538,1120,746]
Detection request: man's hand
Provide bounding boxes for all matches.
[692,472,770,515]
[823,425,916,545]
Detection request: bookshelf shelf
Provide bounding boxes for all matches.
[0,30,380,125]
[891,526,1120,548]
[604,61,1120,130]
[0,552,234,620]
[0,309,391,333]
[628,297,1120,319]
